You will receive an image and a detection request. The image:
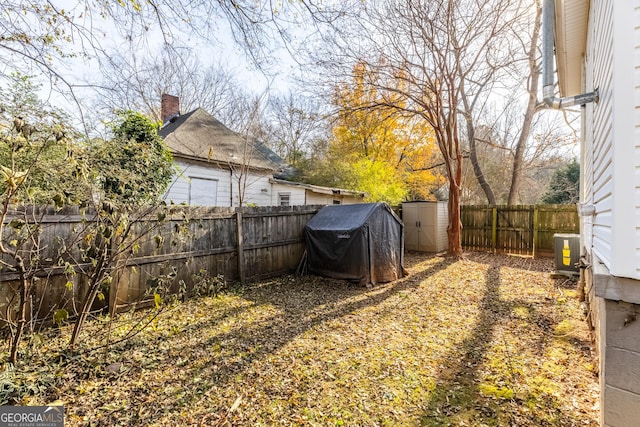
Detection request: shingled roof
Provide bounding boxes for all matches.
[159,108,287,172]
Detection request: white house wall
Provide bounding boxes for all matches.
[634,0,640,279]
[586,0,613,270]
[165,160,365,207]
[270,183,306,206]
[584,0,639,280]
[577,1,640,424]
[164,160,232,206]
[305,192,335,205]
[338,195,364,205]
[582,65,594,253]
[231,173,273,206]
[305,192,363,205]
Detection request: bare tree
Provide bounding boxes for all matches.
[460,115,577,205]
[454,0,532,208]
[450,0,543,207]
[310,0,521,256]
[232,99,271,207]
[0,1,347,127]
[92,48,268,134]
[266,92,327,169]
[458,1,578,205]
[506,0,545,205]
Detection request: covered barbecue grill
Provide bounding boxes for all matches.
[304,203,404,285]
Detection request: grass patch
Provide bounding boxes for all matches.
[479,383,515,400]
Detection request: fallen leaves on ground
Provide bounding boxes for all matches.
[3,252,598,426]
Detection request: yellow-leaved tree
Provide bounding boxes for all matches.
[325,62,442,204]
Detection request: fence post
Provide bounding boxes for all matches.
[236,208,245,284]
[532,205,539,258]
[491,207,497,253]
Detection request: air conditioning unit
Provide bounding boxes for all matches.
[553,234,580,276]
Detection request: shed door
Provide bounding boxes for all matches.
[404,204,420,250]
[403,203,437,251]
[419,204,437,250]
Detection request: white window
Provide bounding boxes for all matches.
[189,177,218,206]
[278,192,291,207]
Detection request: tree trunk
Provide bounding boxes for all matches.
[447,177,463,257]
[69,245,109,348]
[508,92,538,205]
[9,256,29,364]
[467,118,497,205]
[507,1,542,205]
[445,128,464,257]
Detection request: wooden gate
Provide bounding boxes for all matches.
[461,204,579,257]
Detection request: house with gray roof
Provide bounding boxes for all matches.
[159,94,365,207]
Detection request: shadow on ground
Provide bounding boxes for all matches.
[73,254,456,424]
[419,254,594,426]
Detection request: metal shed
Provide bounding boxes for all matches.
[304,203,404,285]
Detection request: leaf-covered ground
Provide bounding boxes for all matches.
[3,252,598,426]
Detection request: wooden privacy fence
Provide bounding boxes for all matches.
[461,204,579,257]
[0,205,320,324]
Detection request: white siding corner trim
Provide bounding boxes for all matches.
[612,0,637,279]
[634,0,640,279]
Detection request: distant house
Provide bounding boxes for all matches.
[270,178,366,206]
[159,94,365,207]
[546,1,640,425]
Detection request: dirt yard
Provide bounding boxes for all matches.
[3,252,598,426]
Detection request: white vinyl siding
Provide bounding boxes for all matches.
[333,195,362,205]
[167,161,280,207]
[231,173,273,206]
[164,174,190,205]
[305,192,362,205]
[167,161,365,208]
[611,0,635,279]
[577,1,640,424]
[269,182,363,206]
[587,0,614,270]
[271,183,306,206]
[305,192,334,205]
[585,0,638,279]
[582,80,594,252]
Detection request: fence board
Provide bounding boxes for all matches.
[461,206,493,251]
[495,205,534,255]
[536,205,580,256]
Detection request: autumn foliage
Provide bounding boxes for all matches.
[322,63,442,204]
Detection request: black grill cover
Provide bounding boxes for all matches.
[304,203,404,285]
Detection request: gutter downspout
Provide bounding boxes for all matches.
[542,0,598,108]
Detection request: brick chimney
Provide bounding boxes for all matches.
[161,94,180,123]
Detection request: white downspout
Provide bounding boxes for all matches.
[542,0,598,108]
